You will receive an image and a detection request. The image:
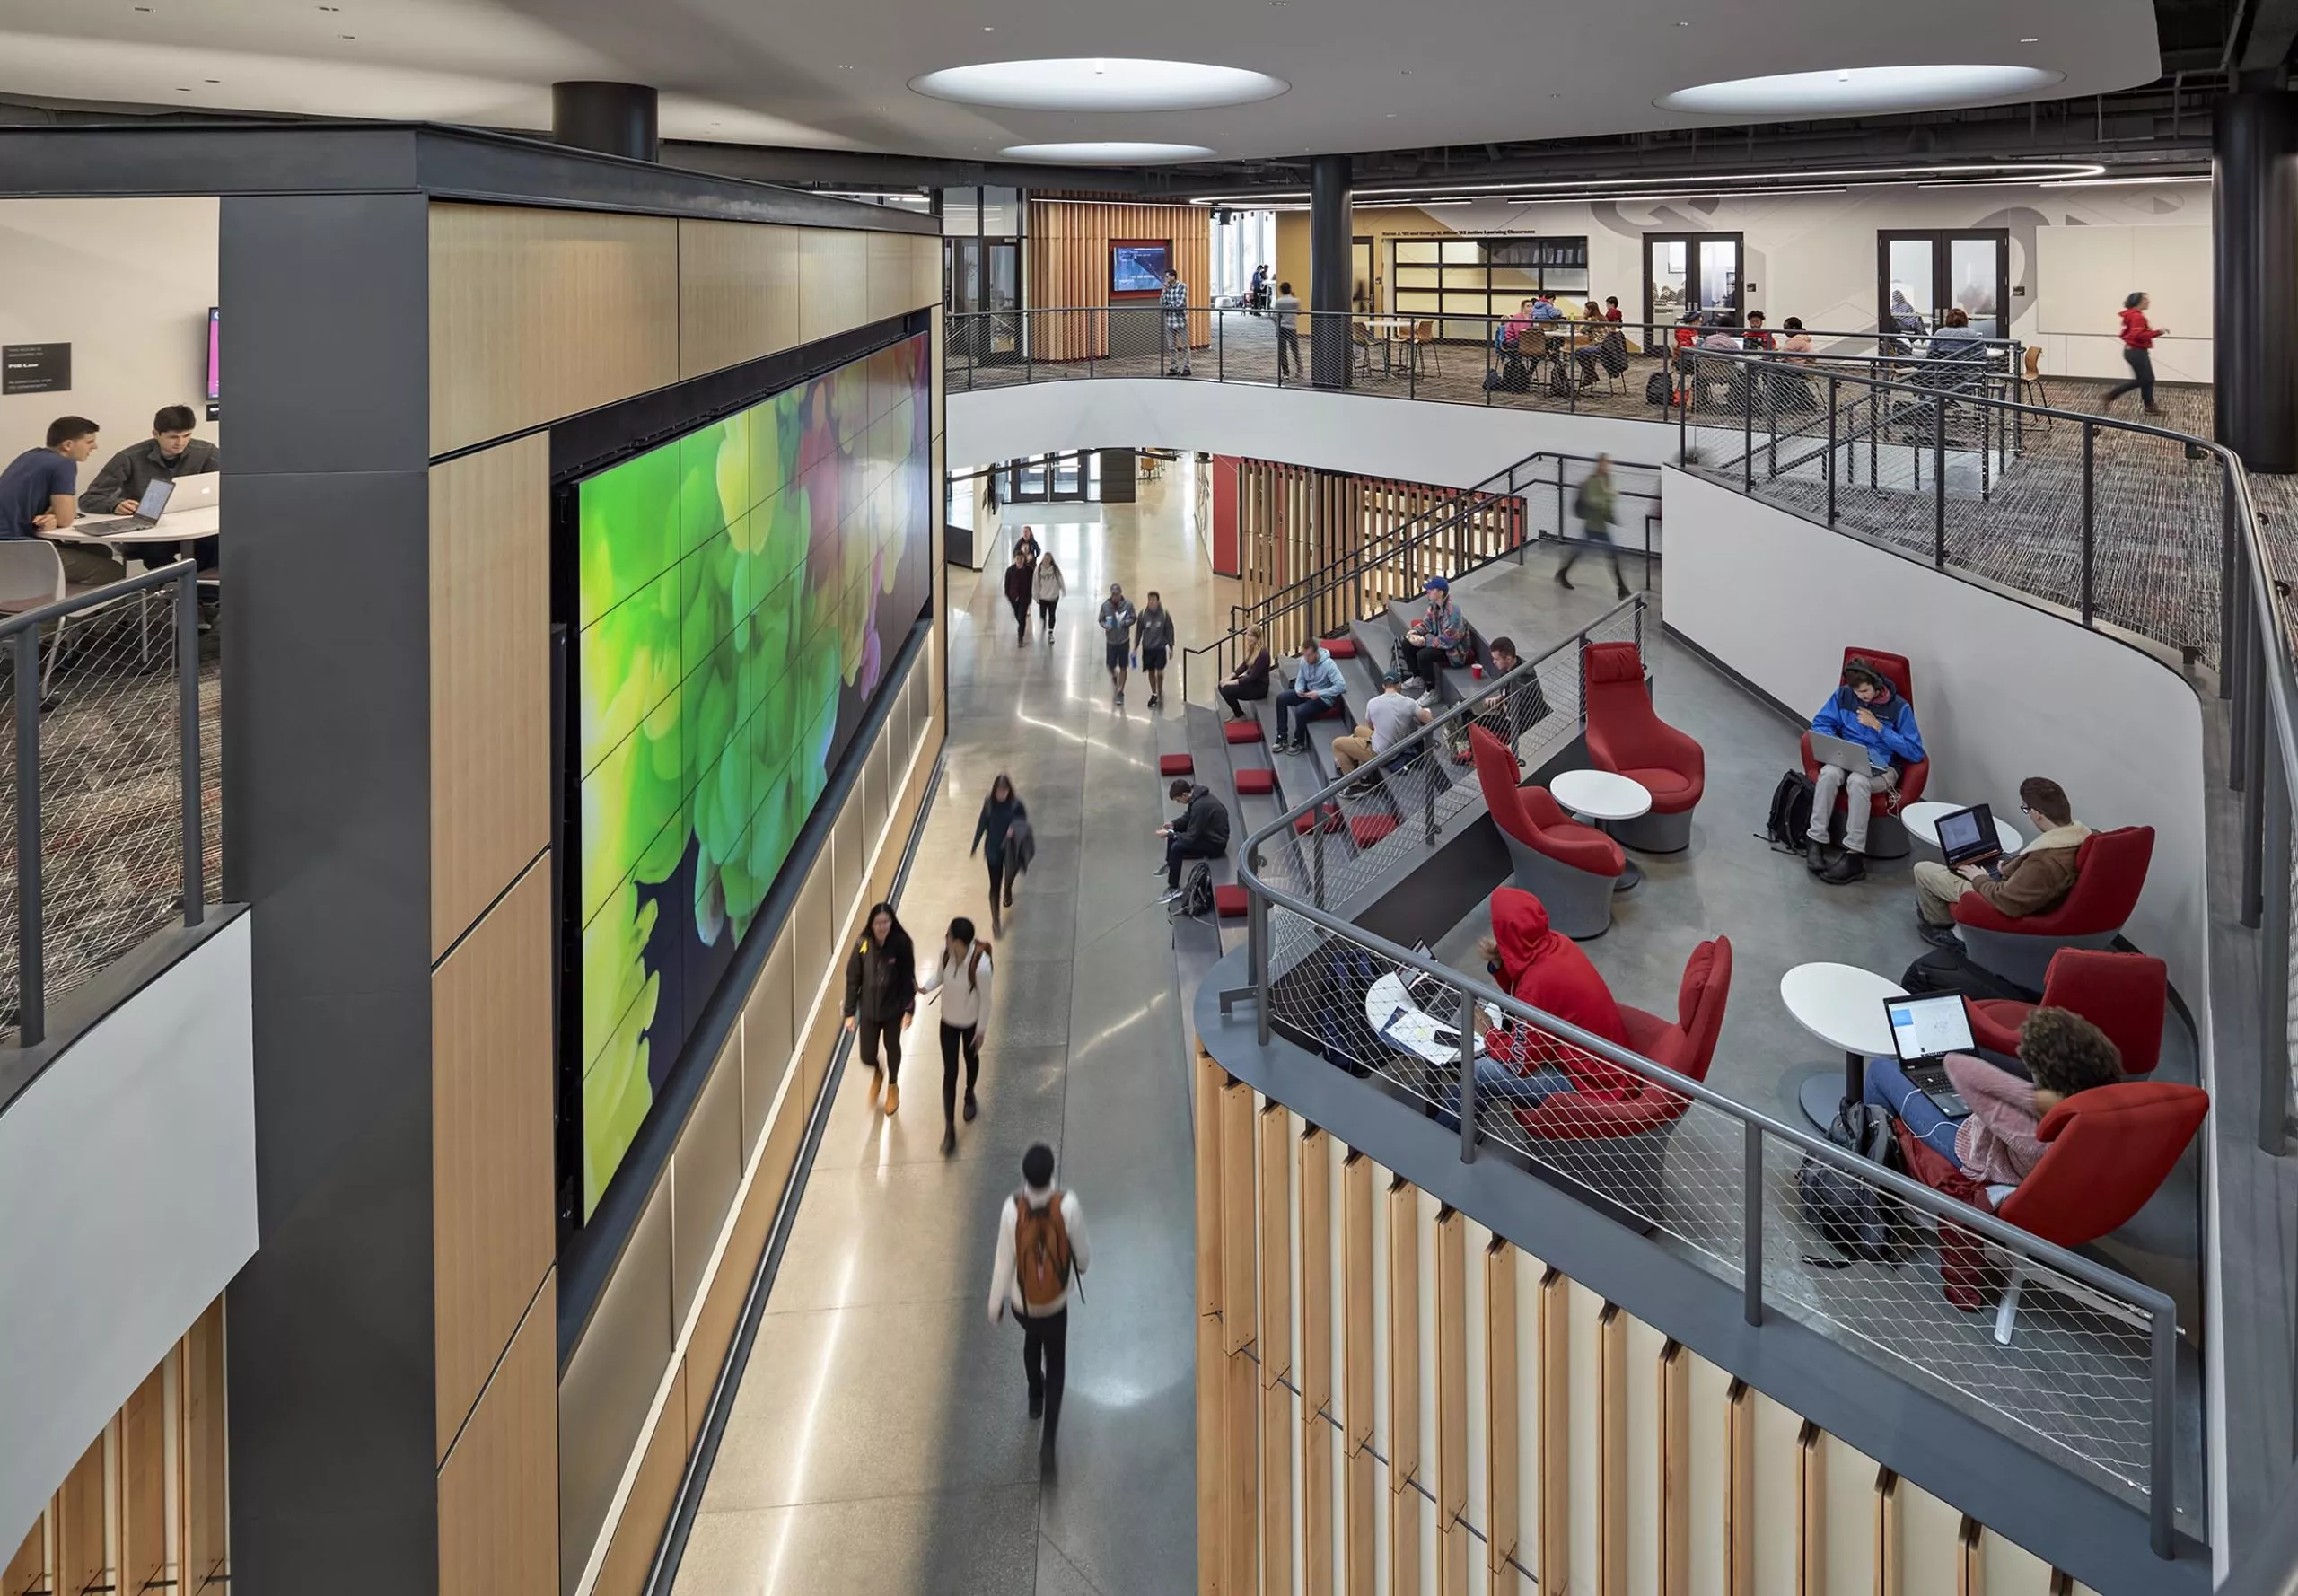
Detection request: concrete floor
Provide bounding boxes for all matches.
[672,463,1233,1596]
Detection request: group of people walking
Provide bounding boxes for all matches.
[1003,526,1067,645]
[841,903,996,1157]
[1093,581,1175,708]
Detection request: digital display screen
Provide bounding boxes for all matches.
[1110,241,1171,295]
[1887,995,1974,1062]
[573,332,932,1219]
[206,307,220,403]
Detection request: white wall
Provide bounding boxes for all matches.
[0,914,257,1548]
[1663,468,2206,999]
[0,197,222,469]
[950,378,1680,487]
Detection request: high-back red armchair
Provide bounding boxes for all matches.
[1966,949,2167,1074]
[1987,1081,2206,1343]
[1953,826,2155,995]
[1581,641,1706,853]
[1798,646,1928,859]
[1472,726,1621,939]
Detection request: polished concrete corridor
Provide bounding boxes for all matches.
[672,465,1233,1596]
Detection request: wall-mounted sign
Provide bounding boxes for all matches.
[2,343,71,396]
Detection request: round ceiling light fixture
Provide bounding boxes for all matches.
[1657,63,2062,118]
[1001,140,1215,162]
[912,57,1286,111]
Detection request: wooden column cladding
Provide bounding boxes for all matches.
[1388,1178,1422,1594]
[1193,1051,1227,1596]
[1536,1267,1571,1593]
[1220,1082,1260,1596]
[1231,460,1527,636]
[1258,1106,1295,1596]
[1482,1241,1520,1596]
[1025,200,1212,358]
[1299,1128,1335,1596]
[1433,1209,1469,1596]
[1341,1153,1377,1595]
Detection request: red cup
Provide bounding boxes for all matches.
[1470,663,1484,680]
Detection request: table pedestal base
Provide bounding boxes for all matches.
[1614,861,1644,893]
[1795,1050,1870,1132]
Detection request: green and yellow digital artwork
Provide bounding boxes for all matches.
[576,336,931,1218]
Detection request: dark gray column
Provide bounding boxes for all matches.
[2215,91,2298,471]
[1309,153,1353,390]
[552,82,660,163]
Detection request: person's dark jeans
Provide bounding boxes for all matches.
[152,535,220,574]
[985,849,1014,905]
[1166,835,1224,888]
[1038,597,1058,631]
[855,1014,905,1083]
[1218,680,1268,716]
[2105,346,2158,408]
[1009,595,1030,640]
[1407,643,1449,688]
[1277,325,1302,378]
[1020,1306,1069,1441]
[1864,1055,1965,1165]
[939,1020,980,1127]
[1274,688,1338,739]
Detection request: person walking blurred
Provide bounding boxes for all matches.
[840,902,916,1116]
[972,773,1028,927]
[1034,548,1066,642]
[2102,291,2168,417]
[1003,547,1034,645]
[1557,454,1629,600]
[920,916,995,1155]
[987,1141,1090,1469]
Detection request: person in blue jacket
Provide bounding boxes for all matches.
[1807,656,1925,883]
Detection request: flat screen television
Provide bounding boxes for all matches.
[569,331,933,1220]
[206,307,220,404]
[1110,239,1171,297]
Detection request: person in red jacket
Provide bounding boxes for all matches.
[2102,291,2168,417]
[1438,890,1638,1131]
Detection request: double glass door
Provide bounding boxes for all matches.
[1879,231,2009,339]
[1000,452,1099,504]
[1645,233,1743,327]
[947,237,1022,360]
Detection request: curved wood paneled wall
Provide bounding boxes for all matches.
[1026,200,1212,360]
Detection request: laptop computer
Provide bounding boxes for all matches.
[168,471,221,513]
[1932,802,2004,870]
[1809,729,1885,776]
[1883,993,1975,1116]
[74,476,175,535]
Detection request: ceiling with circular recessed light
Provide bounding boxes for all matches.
[1002,140,1219,162]
[0,0,2159,165]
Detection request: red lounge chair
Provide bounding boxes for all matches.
[1471,726,1622,939]
[1799,646,1927,859]
[1582,641,1706,852]
[1952,826,2155,995]
[1966,949,2166,1074]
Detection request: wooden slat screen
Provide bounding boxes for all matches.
[1026,201,1212,360]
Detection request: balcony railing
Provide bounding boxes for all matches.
[0,563,214,1046]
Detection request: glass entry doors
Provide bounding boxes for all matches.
[1879,230,2009,338]
[1645,233,1742,327]
[946,238,1022,360]
[1000,452,1099,504]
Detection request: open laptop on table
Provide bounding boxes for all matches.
[1809,730,1886,776]
[73,476,174,535]
[1883,993,1975,1116]
[1932,802,2004,870]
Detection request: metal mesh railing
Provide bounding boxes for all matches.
[0,566,215,1044]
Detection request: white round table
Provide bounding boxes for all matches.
[1899,800,2023,855]
[1778,961,1908,1129]
[1550,768,1653,892]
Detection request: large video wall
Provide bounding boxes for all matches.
[574,333,932,1219]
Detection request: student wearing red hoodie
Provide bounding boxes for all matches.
[1440,888,1634,1127]
[2101,291,2168,417]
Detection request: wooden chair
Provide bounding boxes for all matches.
[1410,319,1440,377]
[1350,320,1374,374]
[2019,345,2055,428]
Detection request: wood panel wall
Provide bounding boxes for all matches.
[439,1279,559,1596]
[1230,459,1527,647]
[1188,1062,2113,1596]
[1025,200,1213,360]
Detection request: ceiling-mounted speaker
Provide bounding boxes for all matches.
[1215,208,1232,224]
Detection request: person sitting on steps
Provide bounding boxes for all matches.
[1806,656,1925,884]
[1272,640,1346,754]
[1403,575,1471,700]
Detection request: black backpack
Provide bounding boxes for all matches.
[1177,861,1215,919]
[1796,1101,1903,1267]
[1644,370,1672,407]
[1759,769,1817,852]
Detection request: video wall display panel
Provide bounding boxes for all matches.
[571,332,932,1220]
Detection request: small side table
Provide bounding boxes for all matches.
[1779,961,1908,1129]
[1900,800,2024,856]
[1550,768,1653,892]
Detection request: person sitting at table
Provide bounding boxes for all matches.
[1439,888,1635,1126]
[1778,316,1815,358]
[1602,296,1624,323]
[1499,299,1534,349]
[1531,294,1565,322]
[1864,1006,2122,1184]
[1402,575,1472,697]
[1271,640,1346,754]
[1,416,125,586]
[1216,625,1273,719]
[1910,776,2090,946]
[1806,655,1925,884]
[78,404,220,572]
[1742,311,1776,350]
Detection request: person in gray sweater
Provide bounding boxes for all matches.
[1136,590,1176,709]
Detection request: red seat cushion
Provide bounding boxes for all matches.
[1349,814,1399,847]
[1294,804,1342,836]
[1157,753,1194,777]
[1233,767,1275,795]
[1324,636,1357,658]
[1213,884,1250,917]
[1224,720,1264,743]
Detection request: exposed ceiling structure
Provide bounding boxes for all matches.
[0,0,2162,165]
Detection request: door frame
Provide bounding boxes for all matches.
[1643,232,1745,328]
[1877,228,2010,338]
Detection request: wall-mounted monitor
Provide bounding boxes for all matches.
[1110,239,1171,297]
[566,331,933,1222]
[206,307,220,407]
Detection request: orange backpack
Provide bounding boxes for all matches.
[1013,1192,1073,1310]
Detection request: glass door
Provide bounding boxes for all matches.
[986,240,1020,357]
[1353,236,1375,313]
[1879,230,2009,339]
[1645,232,1743,329]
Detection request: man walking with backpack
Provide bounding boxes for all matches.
[988,1143,1089,1469]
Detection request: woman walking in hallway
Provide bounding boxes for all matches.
[840,903,917,1116]
[919,916,995,1155]
[2102,291,2168,417]
[1003,547,1034,645]
[972,773,1028,925]
[1034,548,1066,642]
